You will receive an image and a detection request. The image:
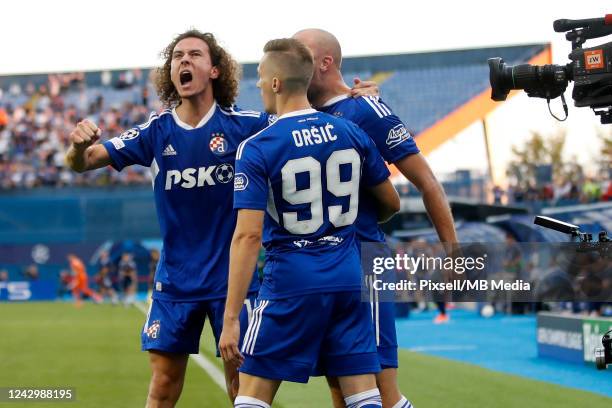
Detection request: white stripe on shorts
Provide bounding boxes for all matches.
[248,300,268,355]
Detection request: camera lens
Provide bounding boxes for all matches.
[488,58,514,101]
[489,58,569,101]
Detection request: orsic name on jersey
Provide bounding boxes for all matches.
[164,163,234,190]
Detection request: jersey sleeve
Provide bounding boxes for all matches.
[352,124,391,187]
[250,112,275,134]
[233,140,269,210]
[228,105,274,137]
[102,112,157,171]
[354,96,419,163]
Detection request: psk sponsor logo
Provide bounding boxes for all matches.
[209,133,228,155]
[165,165,229,190]
[333,111,343,117]
[162,144,177,156]
[386,124,411,149]
[317,236,344,245]
[119,128,140,141]
[234,173,249,191]
[147,320,160,339]
[294,239,313,248]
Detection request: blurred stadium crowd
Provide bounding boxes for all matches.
[0,69,610,206]
[494,178,612,207]
[0,71,157,188]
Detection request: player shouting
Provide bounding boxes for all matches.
[65,30,268,407]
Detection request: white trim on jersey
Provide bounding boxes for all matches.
[321,94,350,108]
[374,96,392,116]
[236,135,256,161]
[362,96,392,118]
[277,108,317,120]
[172,103,216,130]
[363,96,384,118]
[138,111,157,130]
[236,121,275,160]
[138,109,171,130]
[236,109,316,160]
[266,179,279,223]
[219,105,261,118]
[137,111,158,130]
[150,158,159,189]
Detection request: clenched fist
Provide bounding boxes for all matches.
[70,120,102,151]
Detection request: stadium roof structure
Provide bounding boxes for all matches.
[239,43,551,156]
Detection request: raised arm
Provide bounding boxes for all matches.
[64,120,112,173]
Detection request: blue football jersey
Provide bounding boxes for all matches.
[102,103,270,301]
[233,108,390,300]
[319,95,419,242]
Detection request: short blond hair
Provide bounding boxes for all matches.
[263,38,314,93]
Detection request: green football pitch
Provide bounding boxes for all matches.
[1,303,610,407]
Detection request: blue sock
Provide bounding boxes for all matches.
[344,388,382,408]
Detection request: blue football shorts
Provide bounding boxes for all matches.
[239,291,380,383]
[141,295,256,355]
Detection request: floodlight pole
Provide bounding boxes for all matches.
[482,117,496,192]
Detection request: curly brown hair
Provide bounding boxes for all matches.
[155,29,241,108]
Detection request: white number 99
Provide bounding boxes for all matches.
[280,149,360,234]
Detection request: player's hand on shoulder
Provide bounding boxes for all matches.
[70,119,102,150]
[350,77,380,98]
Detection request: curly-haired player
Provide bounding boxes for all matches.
[65,29,379,407]
[65,29,268,407]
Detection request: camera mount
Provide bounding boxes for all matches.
[555,16,612,49]
[534,215,611,370]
